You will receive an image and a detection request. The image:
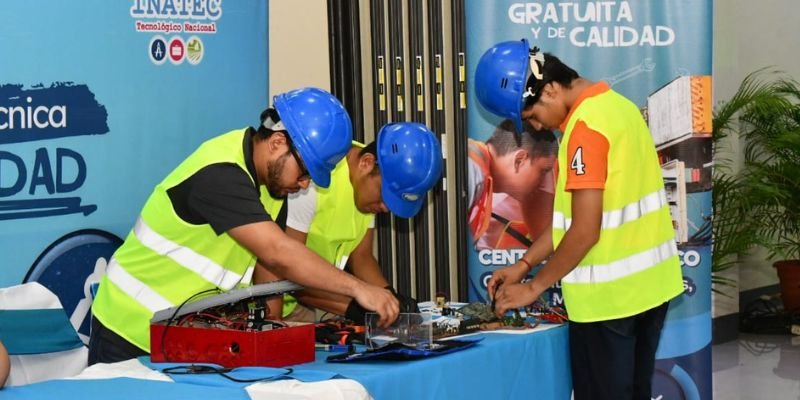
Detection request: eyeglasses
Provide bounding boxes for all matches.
[285,136,310,181]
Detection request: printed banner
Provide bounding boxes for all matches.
[465,1,713,398]
[0,0,269,343]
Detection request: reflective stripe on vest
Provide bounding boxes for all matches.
[133,218,249,289]
[105,252,256,314]
[554,87,683,322]
[562,238,677,284]
[105,257,172,313]
[553,189,668,232]
[92,128,279,350]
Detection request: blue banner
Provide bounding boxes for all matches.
[465,1,713,398]
[0,0,269,342]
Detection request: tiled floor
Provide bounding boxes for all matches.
[713,333,800,399]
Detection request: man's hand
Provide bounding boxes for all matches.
[493,281,543,316]
[352,284,399,327]
[487,261,530,300]
[386,286,420,313]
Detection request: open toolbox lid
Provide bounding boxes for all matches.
[150,280,303,323]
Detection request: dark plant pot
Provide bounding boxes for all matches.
[774,260,800,314]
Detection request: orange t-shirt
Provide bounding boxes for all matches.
[558,82,611,191]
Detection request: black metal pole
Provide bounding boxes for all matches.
[327,0,364,143]
[346,0,364,142]
[451,0,469,301]
[370,0,394,285]
[387,0,411,296]
[407,0,431,299]
[327,0,343,100]
[427,0,450,299]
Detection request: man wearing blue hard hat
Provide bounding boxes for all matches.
[257,122,443,324]
[477,40,682,399]
[89,87,400,365]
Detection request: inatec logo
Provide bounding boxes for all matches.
[0,96,67,130]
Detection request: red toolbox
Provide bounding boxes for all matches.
[148,281,314,368]
[150,321,314,368]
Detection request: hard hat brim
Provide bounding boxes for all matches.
[514,38,531,135]
[381,183,423,219]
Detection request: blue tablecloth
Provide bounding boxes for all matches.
[1,325,571,400]
[295,325,572,400]
[1,377,251,400]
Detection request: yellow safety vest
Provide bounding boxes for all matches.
[283,143,374,317]
[554,89,683,322]
[92,128,284,350]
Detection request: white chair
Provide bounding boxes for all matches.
[0,282,88,386]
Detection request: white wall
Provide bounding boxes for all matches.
[714,1,800,102]
[713,1,800,294]
[268,0,330,99]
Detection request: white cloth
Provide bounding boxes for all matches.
[247,379,372,400]
[1,282,88,387]
[70,358,372,400]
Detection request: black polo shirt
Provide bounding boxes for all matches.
[166,127,287,235]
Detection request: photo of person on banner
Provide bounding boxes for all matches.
[467,119,557,250]
[475,39,683,400]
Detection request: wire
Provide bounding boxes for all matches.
[534,296,569,322]
[739,296,791,335]
[161,365,293,383]
[160,288,222,362]
[738,339,778,356]
[317,312,333,323]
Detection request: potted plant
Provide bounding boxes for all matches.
[711,69,776,292]
[712,69,800,312]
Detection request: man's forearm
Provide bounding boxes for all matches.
[294,288,351,315]
[350,256,389,287]
[529,223,597,294]
[529,189,603,292]
[253,261,283,284]
[230,221,364,299]
[268,239,363,298]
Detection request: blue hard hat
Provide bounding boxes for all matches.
[377,122,443,218]
[274,87,353,188]
[474,38,532,133]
